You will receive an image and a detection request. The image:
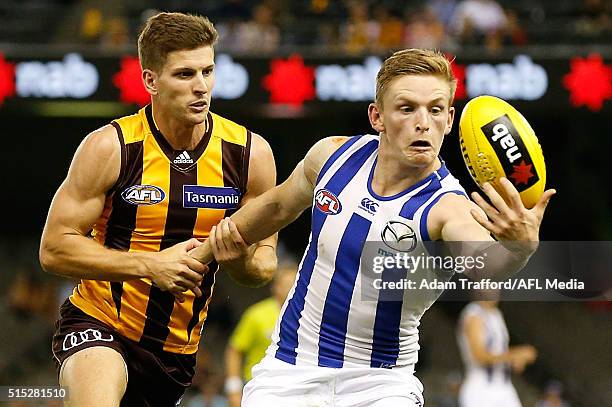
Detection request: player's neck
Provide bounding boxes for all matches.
[151,106,208,150]
[372,150,440,197]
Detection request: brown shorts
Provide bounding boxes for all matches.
[52,299,197,406]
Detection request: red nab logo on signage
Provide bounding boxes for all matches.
[315,189,342,215]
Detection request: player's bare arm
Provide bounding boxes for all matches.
[428,177,556,279]
[209,133,279,286]
[190,136,349,273]
[463,314,537,370]
[39,125,207,300]
[224,344,244,407]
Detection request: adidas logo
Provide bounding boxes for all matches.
[174,151,193,164]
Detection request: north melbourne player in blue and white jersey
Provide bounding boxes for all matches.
[457,294,537,407]
[192,49,555,406]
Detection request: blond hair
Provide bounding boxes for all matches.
[375,49,457,108]
[138,12,218,72]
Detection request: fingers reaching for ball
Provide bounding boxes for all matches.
[470,178,556,241]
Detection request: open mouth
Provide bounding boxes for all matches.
[190,101,207,108]
[410,140,431,148]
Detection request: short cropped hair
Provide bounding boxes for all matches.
[375,49,457,109]
[138,12,218,72]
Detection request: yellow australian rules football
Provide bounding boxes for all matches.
[459,95,546,209]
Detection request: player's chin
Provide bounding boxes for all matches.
[404,149,436,165]
[185,108,208,124]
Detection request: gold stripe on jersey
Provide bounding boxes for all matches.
[130,128,170,253]
[119,129,170,342]
[211,112,248,145]
[163,135,225,352]
[70,105,250,354]
[193,135,226,237]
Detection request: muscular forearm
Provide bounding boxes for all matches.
[463,241,535,281]
[223,243,278,287]
[40,232,151,281]
[191,190,306,265]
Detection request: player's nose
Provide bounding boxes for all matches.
[193,73,209,94]
[414,108,430,132]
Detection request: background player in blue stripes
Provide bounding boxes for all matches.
[193,48,556,406]
[457,290,537,407]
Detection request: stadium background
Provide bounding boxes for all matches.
[0,0,610,406]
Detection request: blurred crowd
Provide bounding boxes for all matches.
[78,0,611,54]
[1,0,610,54]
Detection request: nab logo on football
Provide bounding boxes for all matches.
[121,185,165,205]
[315,189,342,215]
[481,114,539,191]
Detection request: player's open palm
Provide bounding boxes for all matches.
[148,238,208,302]
[470,177,556,243]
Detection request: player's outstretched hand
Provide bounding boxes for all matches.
[147,238,208,303]
[469,177,556,243]
[209,217,251,265]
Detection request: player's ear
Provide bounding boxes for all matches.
[368,103,385,133]
[445,106,455,135]
[142,69,158,96]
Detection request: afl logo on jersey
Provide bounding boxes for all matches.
[381,220,417,252]
[315,189,342,215]
[121,185,165,205]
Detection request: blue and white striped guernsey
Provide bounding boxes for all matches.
[457,302,511,382]
[268,134,467,369]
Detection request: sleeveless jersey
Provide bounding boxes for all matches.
[268,134,467,368]
[70,105,251,354]
[457,302,511,382]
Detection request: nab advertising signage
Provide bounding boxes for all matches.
[0,51,610,113]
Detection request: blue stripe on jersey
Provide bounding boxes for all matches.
[370,264,408,368]
[316,135,365,184]
[399,177,441,220]
[318,213,372,368]
[419,190,467,241]
[275,140,378,365]
[397,163,450,220]
[367,160,446,202]
[275,205,325,365]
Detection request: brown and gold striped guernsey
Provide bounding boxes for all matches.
[70,105,251,354]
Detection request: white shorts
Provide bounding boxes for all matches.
[459,372,521,407]
[242,356,424,407]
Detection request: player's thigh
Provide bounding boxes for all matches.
[336,384,424,407]
[335,368,424,407]
[243,387,331,407]
[60,346,127,407]
[242,358,333,407]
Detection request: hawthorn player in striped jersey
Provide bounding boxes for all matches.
[40,12,277,407]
